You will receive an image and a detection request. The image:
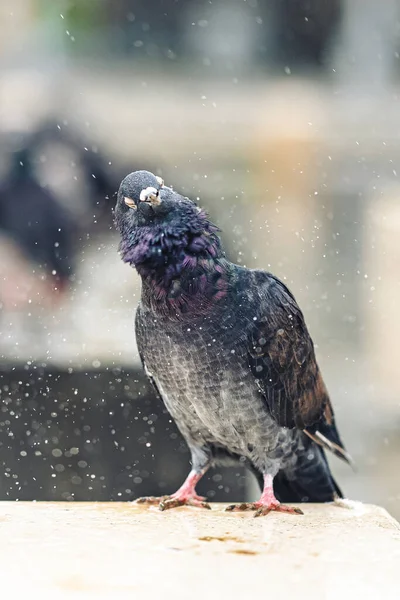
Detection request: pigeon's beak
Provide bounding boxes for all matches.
[139,186,161,206]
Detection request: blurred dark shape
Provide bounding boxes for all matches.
[273,0,342,69]
[67,0,342,73]
[104,0,182,56]
[29,120,156,229]
[0,146,75,297]
[0,366,247,503]
[30,121,118,226]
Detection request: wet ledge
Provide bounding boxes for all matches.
[0,501,399,599]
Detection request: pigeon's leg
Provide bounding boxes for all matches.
[225,474,303,517]
[135,447,211,511]
[158,469,211,511]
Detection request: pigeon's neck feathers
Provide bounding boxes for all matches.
[119,211,230,317]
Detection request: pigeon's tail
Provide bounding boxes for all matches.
[277,443,342,503]
[303,418,355,470]
[252,443,342,503]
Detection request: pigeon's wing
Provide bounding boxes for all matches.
[248,273,352,465]
[134,305,164,403]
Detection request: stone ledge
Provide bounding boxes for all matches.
[0,502,399,599]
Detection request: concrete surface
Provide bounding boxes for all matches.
[0,501,398,599]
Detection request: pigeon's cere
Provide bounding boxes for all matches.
[115,170,351,516]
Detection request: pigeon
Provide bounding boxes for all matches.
[115,170,352,517]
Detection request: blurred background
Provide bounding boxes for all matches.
[0,0,399,518]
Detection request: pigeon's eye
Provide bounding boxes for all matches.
[124,197,137,210]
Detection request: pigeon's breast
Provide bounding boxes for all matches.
[136,310,284,456]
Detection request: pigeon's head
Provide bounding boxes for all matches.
[115,170,164,228]
[115,170,222,270]
[114,170,203,230]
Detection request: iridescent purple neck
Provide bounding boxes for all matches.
[118,215,230,318]
[141,255,231,319]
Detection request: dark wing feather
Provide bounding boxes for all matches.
[248,273,351,464]
[248,273,325,429]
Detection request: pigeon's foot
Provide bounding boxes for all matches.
[225,473,303,517]
[134,491,210,512]
[253,502,303,517]
[159,494,211,511]
[134,495,169,506]
[134,469,211,512]
[225,501,303,517]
